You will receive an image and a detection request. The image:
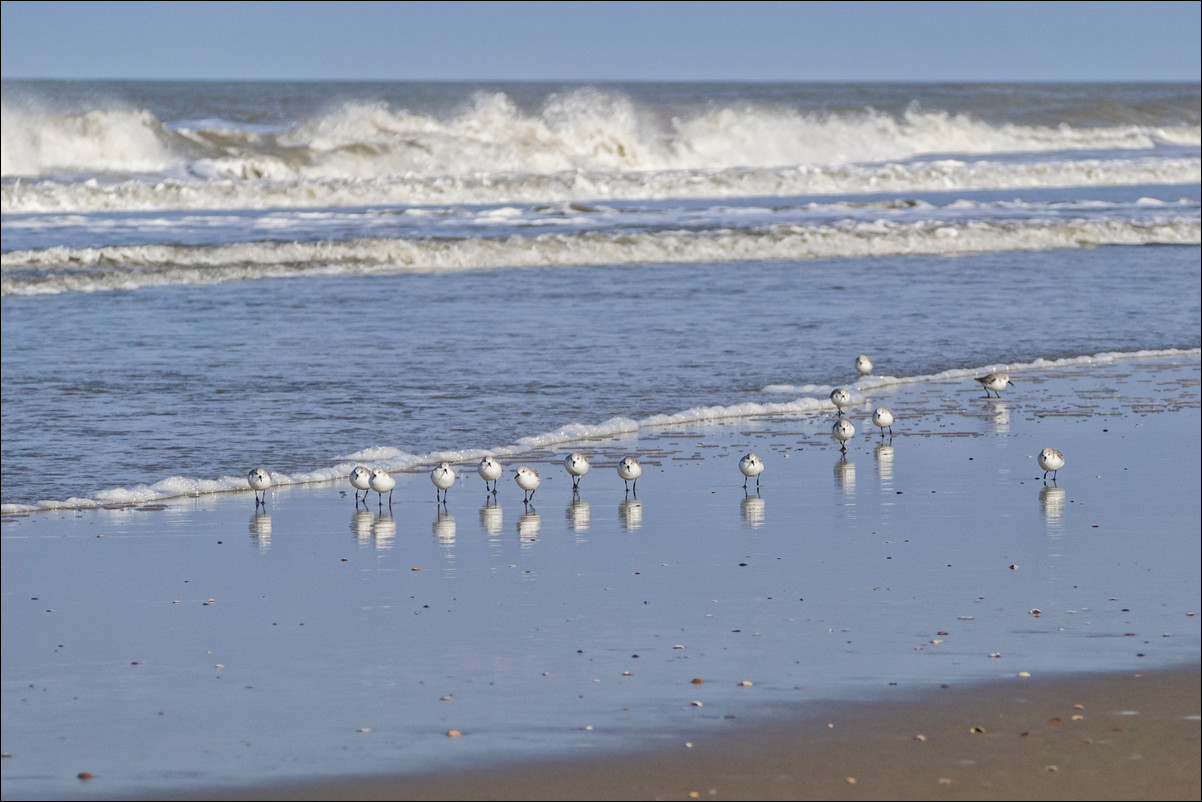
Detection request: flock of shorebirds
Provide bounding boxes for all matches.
[246,355,1065,509]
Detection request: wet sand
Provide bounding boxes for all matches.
[4,353,1199,801]
[190,667,1200,801]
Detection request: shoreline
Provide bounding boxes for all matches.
[4,354,1198,801]
[4,347,1199,514]
[176,666,1201,801]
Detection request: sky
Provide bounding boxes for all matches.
[1,0,1199,82]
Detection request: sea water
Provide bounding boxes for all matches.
[2,80,1199,508]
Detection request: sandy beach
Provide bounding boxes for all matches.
[189,667,1201,801]
[3,353,1199,801]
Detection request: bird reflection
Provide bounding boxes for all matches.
[984,399,1010,432]
[619,498,643,530]
[1040,485,1066,532]
[249,511,272,549]
[433,509,456,544]
[371,512,396,546]
[517,507,541,542]
[565,497,591,532]
[350,509,374,544]
[834,456,856,494]
[479,499,503,535]
[874,443,894,486]
[740,493,765,528]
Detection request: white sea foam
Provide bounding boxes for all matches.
[3,348,1195,515]
[4,215,1197,295]
[0,106,183,177]
[5,156,1198,213]
[5,91,1199,183]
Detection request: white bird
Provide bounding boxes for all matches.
[872,407,895,436]
[564,453,591,490]
[1038,448,1065,481]
[350,466,371,505]
[830,387,853,416]
[247,468,271,507]
[514,466,541,503]
[431,462,456,503]
[617,456,642,495]
[833,418,856,451]
[739,453,764,490]
[369,467,396,507]
[855,354,873,375]
[477,456,503,495]
[975,373,1014,398]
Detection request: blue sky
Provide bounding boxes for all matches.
[2,1,1199,82]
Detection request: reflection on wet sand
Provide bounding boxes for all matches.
[479,500,503,535]
[619,498,643,530]
[433,509,456,544]
[518,507,541,542]
[985,399,1010,432]
[834,456,856,495]
[874,443,894,487]
[249,511,272,549]
[371,512,396,546]
[351,509,374,543]
[740,493,765,528]
[1040,485,1066,535]
[565,497,590,532]
[351,508,395,548]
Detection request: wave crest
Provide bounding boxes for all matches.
[4,216,1197,295]
[4,88,1198,186]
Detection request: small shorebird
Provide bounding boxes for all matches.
[833,418,856,451]
[617,456,642,495]
[564,453,590,490]
[431,462,456,503]
[872,407,895,436]
[1037,448,1065,481]
[477,456,503,495]
[514,465,541,503]
[369,467,395,507]
[247,468,271,507]
[855,354,873,375]
[738,453,764,490]
[830,387,853,416]
[975,372,1014,398]
[350,466,371,505]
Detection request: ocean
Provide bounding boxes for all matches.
[2,79,1198,509]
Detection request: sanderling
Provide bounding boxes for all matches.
[477,456,503,495]
[975,372,1014,398]
[564,453,591,490]
[431,462,456,503]
[1037,448,1065,482]
[247,468,271,507]
[872,407,895,436]
[855,354,873,375]
[830,387,853,416]
[738,453,764,490]
[617,456,642,495]
[369,467,395,507]
[514,466,541,503]
[350,466,372,505]
[833,418,856,451]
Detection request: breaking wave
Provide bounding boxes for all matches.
[4,215,1197,295]
[4,87,1199,212]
